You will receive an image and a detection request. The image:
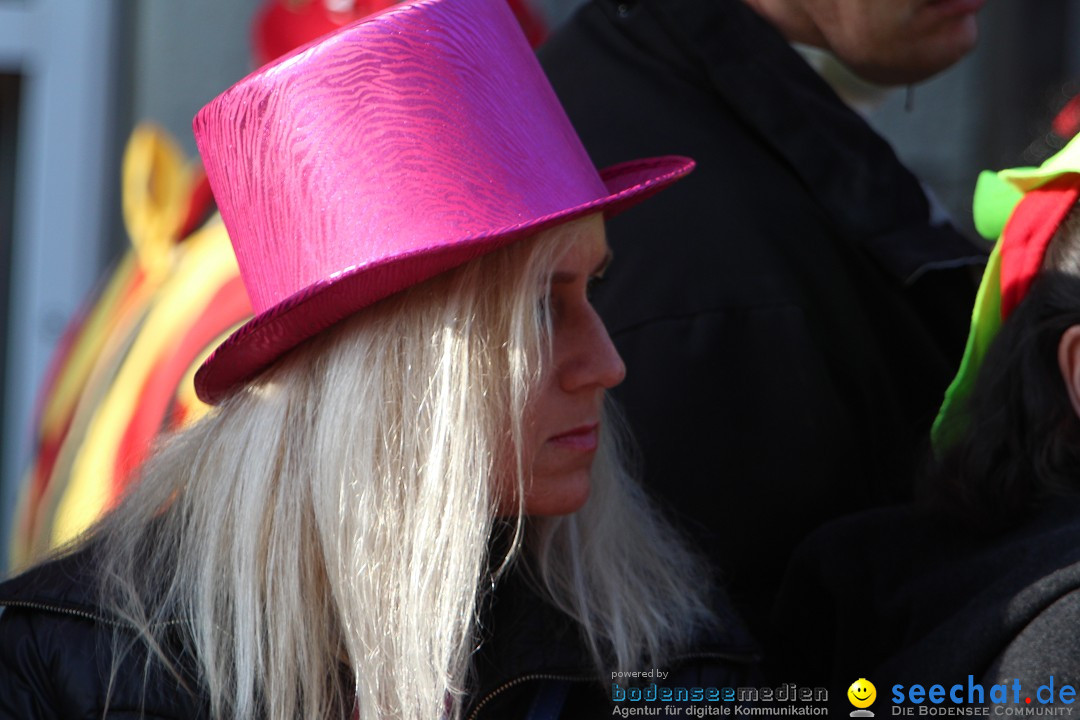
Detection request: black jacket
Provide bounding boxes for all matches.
[770,497,1080,712]
[0,546,757,718]
[0,545,208,719]
[539,0,985,635]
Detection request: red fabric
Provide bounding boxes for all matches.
[253,0,398,67]
[178,171,215,239]
[1053,96,1080,141]
[507,0,547,47]
[999,175,1080,319]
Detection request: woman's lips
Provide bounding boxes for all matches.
[547,423,599,451]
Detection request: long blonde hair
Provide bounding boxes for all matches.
[90,216,717,719]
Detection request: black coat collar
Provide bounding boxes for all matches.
[581,0,986,284]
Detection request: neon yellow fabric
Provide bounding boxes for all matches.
[930,238,1002,450]
[1001,136,1080,192]
[971,170,1024,242]
[122,125,192,277]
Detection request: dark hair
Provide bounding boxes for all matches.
[926,205,1080,529]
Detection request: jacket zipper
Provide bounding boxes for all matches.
[466,672,592,720]
[0,599,183,629]
[465,649,759,720]
[0,599,119,626]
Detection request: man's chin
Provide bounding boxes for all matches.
[829,15,977,85]
[844,43,976,86]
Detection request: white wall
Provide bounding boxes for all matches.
[132,0,264,159]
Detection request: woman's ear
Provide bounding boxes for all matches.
[1058,325,1080,419]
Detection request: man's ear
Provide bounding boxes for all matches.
[1058,325,1080,419]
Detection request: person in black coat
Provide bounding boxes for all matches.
[771,139,1080,710]
[539,0,987,633]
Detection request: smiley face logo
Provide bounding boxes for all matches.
[848,678,877,709]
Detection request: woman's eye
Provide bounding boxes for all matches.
[586,274,606,301]
[538,293,551,322]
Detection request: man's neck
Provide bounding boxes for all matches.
[793,43,893,117]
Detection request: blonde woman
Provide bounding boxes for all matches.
[0,0,755,717]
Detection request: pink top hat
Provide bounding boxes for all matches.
[192,0,693,404]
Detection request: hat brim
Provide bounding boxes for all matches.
[195,155,694,404]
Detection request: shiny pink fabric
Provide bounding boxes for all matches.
[192,0,693,403]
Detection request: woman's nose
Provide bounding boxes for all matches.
[558,304,626,393]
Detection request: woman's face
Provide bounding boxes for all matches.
[510,214,626,516]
